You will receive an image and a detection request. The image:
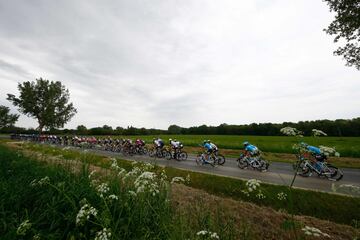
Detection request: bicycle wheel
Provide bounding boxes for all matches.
[296,161,312,177]
[323,164,343,181]
[237,157,248,169]
[195,154,202,165]
[216,154,225,165]
[164,151,172,160]
[148,148,156,157]
[177,151,188,161]
[258,158,269,171]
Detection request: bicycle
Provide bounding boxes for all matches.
[294,153,343,181]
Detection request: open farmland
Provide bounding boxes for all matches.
[107,135,360,158]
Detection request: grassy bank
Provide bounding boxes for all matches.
[10,142,360,226]
[1,144,247,239]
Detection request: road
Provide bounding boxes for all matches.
[76,147,360,196]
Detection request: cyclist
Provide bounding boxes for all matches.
[208,140,218,154]
[243,141,260,156]
[301,142,327,172]
[169,138,181,158]
[135,138,145,147]
[154,137,164,149]
[202,140,213,162]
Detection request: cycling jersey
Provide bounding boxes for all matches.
[210,143,218,151]
[154,139,164,148]
[306,145,322,155]
[203,143,212,151]
[245,144,259,156]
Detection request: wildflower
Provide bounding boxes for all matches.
[88,170,97,179]
[108,194,119,201]
[277,192,287,201]
[30,176,50,187]
[245,179,261,192]
[256,191,266,199]
[319,146,340,157]
[96,183,110,198]
[196,230,220,239]
[95,228,111,240]
[301,226,330,238]
[171,176,185,184]
[312,129,327,137]
[134,171,159,196]
[76,202,98,226]
[280,127,303,136]
[128,190,137,197]
[17,219,32,236]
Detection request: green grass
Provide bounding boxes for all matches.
[15,143,360,226]
[101,135,360,158]
[0,144,243,240]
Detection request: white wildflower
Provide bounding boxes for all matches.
[94,228,111,240]
[280,127,303,136]
[128,190,137,197]
[17,219,32,236]
[256,191,266,200]
[319,146,339,156]
[246,179,261,192]
[301,226,330,238]
[76,202,98,226]
[88,170,97,179]
[171,176,185,184]
[312,129,327,137]
[30,176,50,187]
[277,192,287,201]
[108,194,119,201]
[96,183,110,198]
[32,234,41,240]
[134,171,159,195]
[196,230,220,239]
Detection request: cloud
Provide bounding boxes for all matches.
[0,0,359,130]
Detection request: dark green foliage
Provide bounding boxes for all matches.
[323,0,360,70]
[0,105,19,129]
[7,78,77,133]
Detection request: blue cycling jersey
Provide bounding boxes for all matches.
[203,142,212,150]
[245,144,258,153]
[306,145,321,155]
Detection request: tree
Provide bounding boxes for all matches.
[7,78,77,133]
[324,0,360,70]
[0,105,19,129]
[168,124,182,134]
[76,125,88,135]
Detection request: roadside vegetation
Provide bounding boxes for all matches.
[6,141,360,226]
[1,143,359,239]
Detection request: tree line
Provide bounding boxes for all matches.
[2,118,360,137]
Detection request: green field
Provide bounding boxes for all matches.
[114,135,360,158]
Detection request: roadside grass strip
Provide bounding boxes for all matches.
[0,145,237,239]
[9,142,360,226]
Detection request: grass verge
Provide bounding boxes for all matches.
[8,142,360,226]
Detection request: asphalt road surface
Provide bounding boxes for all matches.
[73,147,360,196]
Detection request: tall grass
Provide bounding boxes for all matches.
[0,145,242,240]
[16,143,360,225]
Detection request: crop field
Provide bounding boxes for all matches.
[111,135,360,158]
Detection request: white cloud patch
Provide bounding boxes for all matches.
[0,0,359,129]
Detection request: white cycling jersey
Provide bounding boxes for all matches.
[210,143,218,151]
[171,141,180,148]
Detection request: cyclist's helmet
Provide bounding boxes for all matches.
[207,140,211,143]
[169,138,172,142]
[203,140,207,144]
[243,141,249,146]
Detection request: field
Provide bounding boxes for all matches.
[111,135,360,158]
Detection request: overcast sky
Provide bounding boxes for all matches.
[0,0,359,130]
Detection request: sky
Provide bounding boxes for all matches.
[0,0,359,130]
